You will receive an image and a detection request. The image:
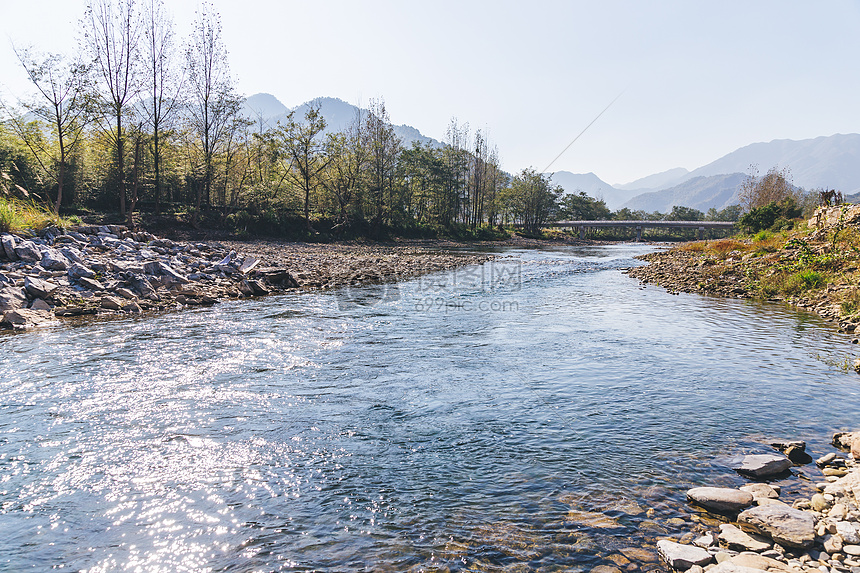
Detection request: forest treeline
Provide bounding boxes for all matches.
[0,0,792,240]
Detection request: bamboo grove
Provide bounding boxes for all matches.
[0,0,566,237]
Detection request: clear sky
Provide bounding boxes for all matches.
[1,0,858,185]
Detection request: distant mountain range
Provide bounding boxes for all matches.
[550,133,860,212]
[242,93,440,148]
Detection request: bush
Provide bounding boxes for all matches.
[753,230,773,242]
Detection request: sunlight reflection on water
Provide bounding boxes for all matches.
[0,244,858,571]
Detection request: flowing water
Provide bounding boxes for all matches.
[1,244,859,572]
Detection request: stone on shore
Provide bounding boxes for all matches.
[1,308,53,328]
[718,523,772,552]
[739,484,779,501]
[737,504,815,548]
[24,276,58,299]
[40,248,69,271]
[687,487,754,513]
[656,540,712,570]
[731,454,792,478]
[0,285,27,312]
[13,240,40,262]
[1,234,18,261]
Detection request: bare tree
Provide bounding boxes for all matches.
[364,98,401,228]
[185,1,242,226]
[6,47,90,214]
[82,0,141,216]
[277,103,331,231]
[739,164,795,212]
[140,0,181,214]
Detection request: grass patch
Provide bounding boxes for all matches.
[0,197,74,235]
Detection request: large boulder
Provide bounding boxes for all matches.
[718,523,771,552]
[1,234,18,261]
[14,240,41,262]
[1,308,53,328]
[40,248,70,271]
[737,504,815,548]
[24,276,58,300]
[655,540,712,570]
[0,285,27,312]
[687,487,754,513]
[731,454,792,478]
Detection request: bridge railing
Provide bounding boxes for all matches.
[547,220,736,241]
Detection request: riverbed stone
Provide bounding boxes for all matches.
[1,308,53,328]
[818,453,837,467]
[1,234,18,260]
[0,285,27,312]
[740,484,780,501]
[737,504,815,548]
[77,277,104,291]
[30,298,51,311]
[14,240,40,262]
[68,262,95,280]
[24,276,57,299]
[718,524,772,552]
[40,248,69,271]
[687,487,755,513]
[811,493,831,512]
[836,521,860,544]
[732,454,792,478]
[656,540,712,570]
[100,296,123,310]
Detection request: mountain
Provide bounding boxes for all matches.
[549,171,640,210]
[241,94,441,148]
[621,173,747,213]
[683,134,860,195]
[615,167,689,192]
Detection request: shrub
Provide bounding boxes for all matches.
[753,230,773,242]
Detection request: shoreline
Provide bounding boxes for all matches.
[0,225,512,331]
[652,433,860,573]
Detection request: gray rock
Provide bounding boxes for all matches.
[59,246,85,265]
[100,296,123,310]
[740,483,780,501]
[737,504,815,548]
[657,540,712,570]
[687,487,755,513]
[811,493,831,512]
[238,256,259,274]
[14,240,41,262]
[817,453,837,467]
[718,523,772,552]
[0,285,27,312]
[40,248,69,271]
[77,277,104,291]
[30,298,52,311]
[837,522,860,545]
[1,308,53,328]
[68,262,96,280]
[24,276,58,299]
[1,234,18,261]
[694,532,717,548]
[732,454,792,478]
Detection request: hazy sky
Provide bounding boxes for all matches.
[1,1,858,185]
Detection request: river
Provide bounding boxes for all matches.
[1,244,858,572]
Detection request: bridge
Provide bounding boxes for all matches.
[549,220,737,241]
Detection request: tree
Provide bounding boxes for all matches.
[7,47,90,214]
[560,191,610,220]
[82,0,141,216]
[667,205,704,221]
[504,168,562,234]
[277,103,330,230]
[739,165,795,212]
[140,0,181,214]
[322,108,367,228]
[185,1,243,226]
[705,204,742,222]
[364,98,401,228]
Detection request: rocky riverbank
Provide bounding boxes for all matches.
[0,225,495,331]
[625,206,860,338]
[652,433,860,573]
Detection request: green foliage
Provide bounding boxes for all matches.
[559,191,610,220]
[753,230,773,242]
[667,205,704,221]
[739,197,802,233]
[0,196,73,233]
[504,168,562,234]
[706,204,742,222]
